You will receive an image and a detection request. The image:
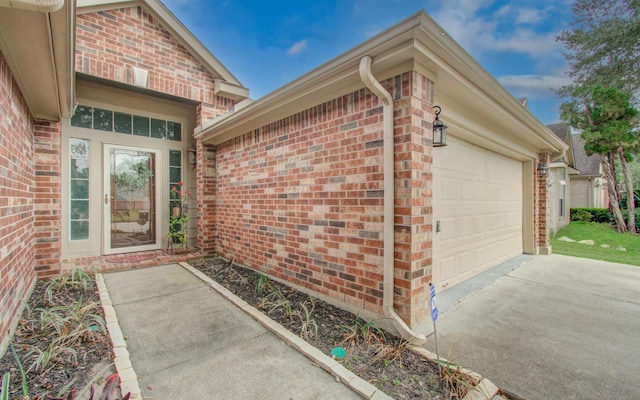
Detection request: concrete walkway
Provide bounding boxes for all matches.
[102,264,362,400]
[424,254,640,400]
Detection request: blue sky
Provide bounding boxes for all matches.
[163,0,574,125]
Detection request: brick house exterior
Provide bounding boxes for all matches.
[0,1,566,353]
[0,52,37,354]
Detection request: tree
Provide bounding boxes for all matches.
[561,86,638,232]
[557,0,640,233]
[557,0,640,95]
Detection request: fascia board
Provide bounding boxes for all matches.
[413,27,567,154]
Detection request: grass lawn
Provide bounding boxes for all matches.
[552,222,640,266]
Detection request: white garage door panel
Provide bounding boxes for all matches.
[434,138,523,290]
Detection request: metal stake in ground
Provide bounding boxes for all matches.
[429,283,441,376]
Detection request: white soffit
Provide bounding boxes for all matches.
[0,6,70,120]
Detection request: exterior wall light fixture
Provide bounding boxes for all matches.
[433,105,448,147]
[188,143,197,169]
[538,162,549,178]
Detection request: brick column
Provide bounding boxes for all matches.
[536,153,552,254]
[195,103,219,127]
[392,71,435,327]
[33,121,62,277]
[196,139,217,254]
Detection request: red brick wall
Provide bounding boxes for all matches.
[33,121,62,277]
[196,140,217,254]
[212,71,434,324]
[75,6,233,117]
[536,153,551,252]
[392,72,435,325]
[0,51,36,354]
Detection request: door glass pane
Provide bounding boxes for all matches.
[133,115,150,136]
[93,108,113,131]
[169,150,182,208]
[167,121,181,141]
[69,138,90,240]
[109,148,156,249]
[150,118,166,139]
[114,112,132,134]
[71,105,93,128]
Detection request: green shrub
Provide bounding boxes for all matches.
[570,208,609,223]
[621,210,640,233]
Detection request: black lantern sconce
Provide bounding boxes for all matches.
[433,105,448,147]
[188,143,197,169]
[537,161,549,178]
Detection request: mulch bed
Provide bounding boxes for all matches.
[0,273,115,400]
[191,256,474,400]
[1,258,478,400]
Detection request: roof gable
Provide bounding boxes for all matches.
[77,0,247,100]
[572,133,602,176]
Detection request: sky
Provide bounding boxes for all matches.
[163,0,575,125]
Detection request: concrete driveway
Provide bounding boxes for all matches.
[424,254,640,400]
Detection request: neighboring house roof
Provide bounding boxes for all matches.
[547,123,569,142]
[0,1,74,120]
[196,11,568,159]
[547,122,571,163]
[77,0,248,100]
[571,133,602,177]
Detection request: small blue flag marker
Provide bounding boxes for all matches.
[429,283,442,375]
[430,283,439,322]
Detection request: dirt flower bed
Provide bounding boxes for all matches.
[192,257,474,400]
[0,270,116,400]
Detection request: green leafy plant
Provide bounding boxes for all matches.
[294,299,318,340]
[258,286,295,319]
[25,338,78,373]
[43,268,93,306]
[255,273,269,295]
[1,372,9,400]
[167,182,190,248]
[10,344,30,399]
[340,313,384,346]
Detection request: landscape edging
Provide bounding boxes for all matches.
[95,274,143,400]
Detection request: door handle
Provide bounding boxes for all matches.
[105,194,109,204]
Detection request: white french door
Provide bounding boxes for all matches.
[103,144,162,254]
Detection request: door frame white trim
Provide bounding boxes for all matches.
[103,144,163,255]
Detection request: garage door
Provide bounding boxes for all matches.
[433,137,523,290]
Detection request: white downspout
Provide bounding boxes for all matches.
[359,56,426,345]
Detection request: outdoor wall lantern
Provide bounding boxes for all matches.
[433,105,448,147]
[188,143,197,169]
[537,162,549,178]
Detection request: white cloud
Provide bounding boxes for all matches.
[430,2,562,58]
[498,74,570,99]
[491,29,560,57]
[516,8,544,24]
[287,40,308,56]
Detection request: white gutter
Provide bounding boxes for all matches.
[359,56,426,346]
